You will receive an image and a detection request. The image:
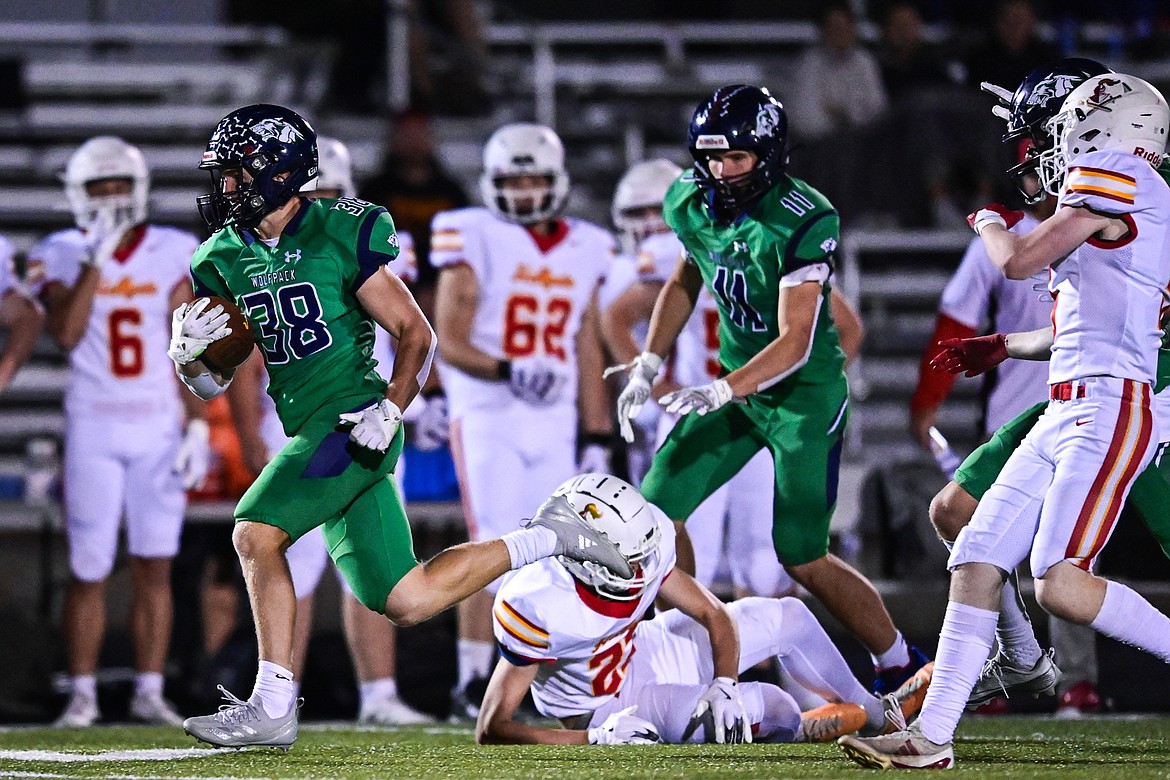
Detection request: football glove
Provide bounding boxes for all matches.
[80,209,134,270]
[967,204,1024,236]
[577,442,610,474]
[931,334,1009,377]
[339,399,403,452]
[603,352,662,443]
[412,395,449,453]
[587,706,661,745]
[168,298,232,367]
[682,677,751,745]
[980,81,1014,124]
[509,356,567,406]
[660,379,735,417]
[173,419,211,490]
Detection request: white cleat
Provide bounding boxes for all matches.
[53,693,100,728]
[358,695,435,726]
[839,723,955,770]
[130,692,185,727]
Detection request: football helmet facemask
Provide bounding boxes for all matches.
[64,136,150,233]
[479,123,570,225]
[688,84,789,221]
[554,474,663,601]
[197,104,318,232]
[1039,73,1170,196]
[302,136,355,198]
[998,58,1111,203]
[612,159,682,249]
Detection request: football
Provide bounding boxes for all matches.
[200,295,254,373]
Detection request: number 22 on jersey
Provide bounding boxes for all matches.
[588,625,637,696]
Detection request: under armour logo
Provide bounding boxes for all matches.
[284,249,301,264]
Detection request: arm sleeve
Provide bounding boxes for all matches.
[938,237,997,329]
[1059,150,1142,216]
[352,207,400,294]
[492,593,556,665]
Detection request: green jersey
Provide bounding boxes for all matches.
[191,197,400,435]
[663,172,845,393]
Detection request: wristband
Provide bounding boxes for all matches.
[496,360,512,380]
[580,432,612,447]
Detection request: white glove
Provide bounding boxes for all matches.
[979,81,1014,123]
[603,352,663,443]
[577,442,610,474]
[80,209,134,270]
[660,378,735,417]
[339,399,403,452]
[587,706,661,745]
[682,677,751,745]
[509,356,567,406]
[168,298,232,366]
[173,419,211,490]
[412,395,449,453]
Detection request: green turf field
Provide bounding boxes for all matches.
[0,718,1168,779]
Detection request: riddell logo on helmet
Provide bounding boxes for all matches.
[1134,146,1163,165]
[696,135,730,149]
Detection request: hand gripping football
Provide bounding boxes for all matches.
[200,296,254,372]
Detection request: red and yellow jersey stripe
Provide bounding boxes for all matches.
[1065,166,1137,205]
[494,599,550,650]
[430,228,464,252]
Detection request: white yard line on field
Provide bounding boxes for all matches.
[0,748,233,762]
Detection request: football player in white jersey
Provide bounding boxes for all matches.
[433,123,614,716]
[29,136,210,727]
[842,73,1170,769]
[0,234,44,393]
[477,474,932,746]
[225,137,433,724]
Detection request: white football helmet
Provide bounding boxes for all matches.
[479,123,569,224]
[302,136,355,198]
[554,473,663,601]
[63,136,150,232]
[612,159,682,249]
[1039,73,1170,196]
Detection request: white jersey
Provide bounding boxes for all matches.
[940,216,1051,434]
[1049,150,1170,385]
[430,208,612,418]
[29,225,198,421]
[0,234,22,299]
[493,514,676,719]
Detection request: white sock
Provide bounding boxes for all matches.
[250,660,296,718]
[360,676,398,708]
[457,638,495,692]
[1090,580,1170,663]
[134,671,164,699]
[501,526,558,569]
[997,573,1042,668]
[872,631,910,671]
[918,602,998,745]
[72,674,97,700]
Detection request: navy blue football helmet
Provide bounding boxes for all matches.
[1000,58,1111,203]
[197,104,318,232]
[688,85,789,220]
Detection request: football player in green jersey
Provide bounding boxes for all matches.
[608,85,928,694]
[168,104,632,750]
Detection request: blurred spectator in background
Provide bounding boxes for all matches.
[788,4,888,142]
[963,0,1059,91]
[361,108,470,308]
[0,236,43,394]
[878,2,955,101]
[405,0,491,115]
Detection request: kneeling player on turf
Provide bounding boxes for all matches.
[476,474,933,746]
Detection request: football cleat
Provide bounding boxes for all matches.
[524,493,634,579]
[358,695,435,726]
[873,645,932,696]
[839,724,955,770]
[183,685,299,750]
[52,693,99,728]
[886,661,934,726]
[967,647,1060,707]
[129,692,184,727]
[796,703,867,743]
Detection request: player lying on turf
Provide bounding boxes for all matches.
[476,474,933,746]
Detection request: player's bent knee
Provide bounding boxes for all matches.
[929,482,976,542]
[231,521,290,561]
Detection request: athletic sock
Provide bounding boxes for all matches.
[872,631,910,671]
[72,674,97,700]
[918,602,998,745]
[456,639,495,692]
[134,671,164,699]
[250,660,297,718]
[501,526,558,568]
[360,676,398,708]
[997,572,1042,668]
[1090,580,1170,663]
